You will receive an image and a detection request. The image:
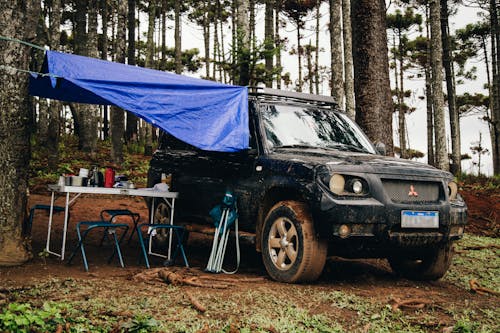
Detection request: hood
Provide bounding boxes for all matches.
[267,148,451,179]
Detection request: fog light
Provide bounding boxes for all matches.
[338,224,351,238]
[352,179,363,194]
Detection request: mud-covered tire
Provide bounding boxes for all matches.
[261,200,327,283]
[150,199,171,246]
[388,244,453,281]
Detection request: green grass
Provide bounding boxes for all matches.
[445,234,500,292]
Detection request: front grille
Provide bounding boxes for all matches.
[382,179,442,203]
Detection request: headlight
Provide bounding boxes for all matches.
[328,174,368,196]
[351,179,364,194]
[329,174,345,195]
[448,181,458,200]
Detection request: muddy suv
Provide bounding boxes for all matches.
[147,88,467,283]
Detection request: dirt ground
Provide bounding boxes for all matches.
[0,189,498,332]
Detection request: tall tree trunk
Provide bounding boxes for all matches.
[73,0,98,153]
[213,9,219,80]
[101,0,109,140]
[237,0,250,86]
[351,0,393,154]
[144,0,156,156]
[426,65,435,166]
[342,0,355,119]
[111,0,127,163]
[440,0,460,174]
[296,24,303,92]
[330,0,343,105]
[307,42,313,94]
[85,0,100,154]
[275,1,282,89]
[0,0,40,265]
[175,0,182,74]
[265,0,274,88]
[490,0,500,175]
[425,6,435,166]
[398,30,407,159]
[126,0,138,143]
[315,1,320,94]
[204,1,211,79]
[48,0,62,170]
[429,0,449,171]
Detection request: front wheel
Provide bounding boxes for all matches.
[261,200,327,283]
[150,199,171,245]
[388,244,453,281]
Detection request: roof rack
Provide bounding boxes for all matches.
[248,87,338,106]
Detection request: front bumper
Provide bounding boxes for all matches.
[316,190,467,252]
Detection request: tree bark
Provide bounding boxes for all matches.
[111,0,127,163]
[398,30,407,159]
[315,2,320,94]
[101,0,109,140]
[125,0,138,143]
[275,1,282,89]
[342,0,354,119]
[48,0,62,170]
[143,0,156,156]
[441,0,460,174]
[351,0,393,154]
[237,0,250,86]
[0,0,40,266]
[296,24,303,92]
[490,0,500,175]
[265,0,274,88]
[330,0,344,106]
[175,0,182,74]
[204,1,211,79]
[85,0,100,154]
[429,0,449,171]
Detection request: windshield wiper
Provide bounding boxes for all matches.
[326,143,368,153]
[275,144,322,149]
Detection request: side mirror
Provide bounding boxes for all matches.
[375,142,386,156]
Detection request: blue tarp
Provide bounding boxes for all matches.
[29,51,249,152]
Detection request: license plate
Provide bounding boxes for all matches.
[401,210,439,228]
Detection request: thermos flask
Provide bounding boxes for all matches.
[104,168,115,188]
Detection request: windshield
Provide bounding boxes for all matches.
[262,104,376,154]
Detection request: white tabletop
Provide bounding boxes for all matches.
[48,184,179,198]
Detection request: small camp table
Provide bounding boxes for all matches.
[45,184,179,261]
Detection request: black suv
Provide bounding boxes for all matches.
[147,88,467,283]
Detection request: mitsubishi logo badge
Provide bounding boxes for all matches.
[408,185,419,197]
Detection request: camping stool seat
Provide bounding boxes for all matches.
[67,221,129,272]
[136,223,189,269]
[99,209,140,244]
[26,204,67,235]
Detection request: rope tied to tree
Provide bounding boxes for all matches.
[0,35,59,79]
[0,35,46,51]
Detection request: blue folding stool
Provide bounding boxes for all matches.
[26,204,67,235]
[136,223,189,269]
[99,209,140,244]
[67,221,129,271]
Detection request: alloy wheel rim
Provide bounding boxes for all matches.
[268,217,298,270]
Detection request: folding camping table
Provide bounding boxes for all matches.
[45,184,179,261]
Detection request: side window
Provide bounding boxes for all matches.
[158,132,197,151]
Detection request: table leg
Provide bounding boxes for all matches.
[167,198,175,260]
[45,191,56,254]
[60,192,70,260]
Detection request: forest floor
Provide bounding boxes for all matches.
[0,145,498,332]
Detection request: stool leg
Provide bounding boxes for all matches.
[111,231,125,268]
[137,226,151,269]
[127,216,139,243]
[176,230,189,268]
